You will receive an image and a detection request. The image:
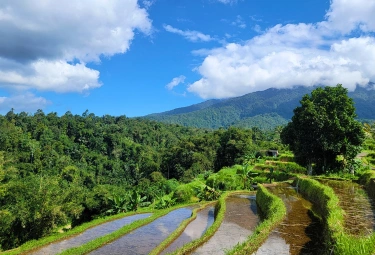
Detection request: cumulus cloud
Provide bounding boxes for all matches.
[188,0,375,98]
[0,59,101,92]
[166,75,186,90]
[0,93,50,113]
[163,24,212,42]
[0,0,151,93]
[325,0,375,34]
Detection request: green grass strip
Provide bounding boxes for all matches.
[56,202,202,255]
[297,176,375,255]
[168,191,249,255]
[1,209,152,255]
[226,184,286,255]
[359,170,375,199]
[149,201,215,255]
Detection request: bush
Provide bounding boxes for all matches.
[278,154,295,162]
[276,162,305,174]
[363,140,375,150]
[172,180,204,203]
[206,167,242,190]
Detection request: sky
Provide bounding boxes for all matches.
[0,0,375,117]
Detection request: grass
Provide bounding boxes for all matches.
[297,176,375,255]
[226,184,286,255]
[1,209,152,255]
[358,170,375,209]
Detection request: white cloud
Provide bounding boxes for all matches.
[188,0,375,99]
[325,0,375,34]
[232,15,246,29]
[253,24,262,33]
[0,59,101,92]
[0,0,151,93]
[163,24,212,42]
[142,0,156,10]
[0,93,50,113]
[166,75,186,90]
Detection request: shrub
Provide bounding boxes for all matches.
[172,180,204,203]
[206,167,242,190]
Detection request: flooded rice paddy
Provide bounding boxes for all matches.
[192,193,259,255]
[255,183,324,255]
[160,205,215,255]
[89,207,195,255]
[28,213,152,255]
[319,179,375,236]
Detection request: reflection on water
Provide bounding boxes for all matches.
[89,207,194,255]
[29,213,152,255]
[193,193,259,255]
[160,205,215,255]
[255,183,325,255]
[319,179,375,236]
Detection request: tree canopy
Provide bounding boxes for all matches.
[281,84,365,174]
[0,109,284,250]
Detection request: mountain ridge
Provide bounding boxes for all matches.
[143,85,375,130]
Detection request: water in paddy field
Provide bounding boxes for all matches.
[192,193,259,255]
[89,207,196,255]
[160,205,215,254]
[318,179,375,236]
[28,213,152,255]
[255,183,325,255]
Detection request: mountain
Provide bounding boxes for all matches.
[144,85,375,130]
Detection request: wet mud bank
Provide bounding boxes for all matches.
[28,213,152,255]
[255,183,324,255]
[192,193,259,255]
[89,207,195,255]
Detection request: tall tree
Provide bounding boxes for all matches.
[281,84,364,174]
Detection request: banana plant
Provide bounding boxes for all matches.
[106,194,130,215]
[128,190,151,211]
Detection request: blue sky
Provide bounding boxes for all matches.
[0,0,374,117]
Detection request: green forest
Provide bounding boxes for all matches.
[0,109,283,250]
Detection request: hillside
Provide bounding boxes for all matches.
[144,85,375,130]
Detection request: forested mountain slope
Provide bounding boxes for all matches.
[145,85,375,130]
